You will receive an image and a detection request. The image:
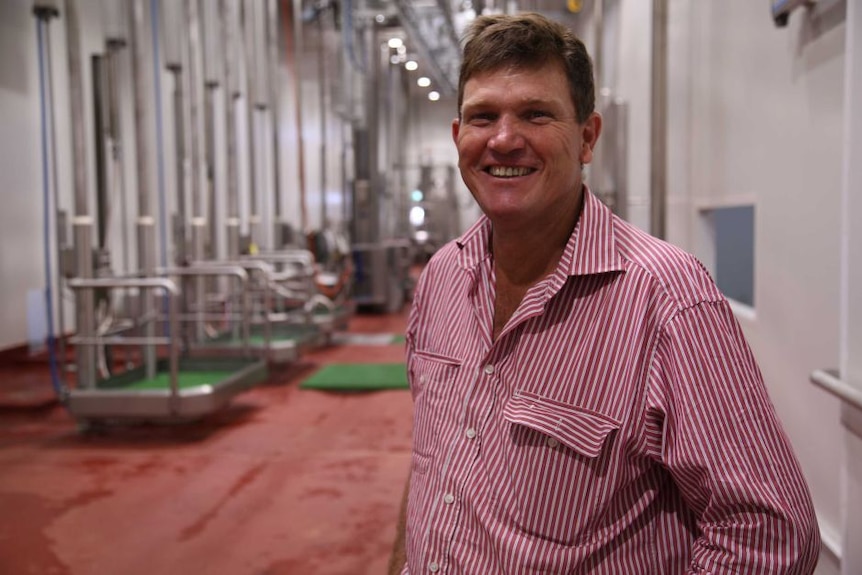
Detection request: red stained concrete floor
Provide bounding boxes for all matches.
[0,307,412,575]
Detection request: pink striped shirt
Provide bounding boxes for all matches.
[403,188,819,574]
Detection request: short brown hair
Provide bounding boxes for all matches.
[457,12,595,124]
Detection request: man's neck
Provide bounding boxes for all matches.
[490,194,583,289]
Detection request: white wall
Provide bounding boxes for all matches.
[666,1,846,570]
[0,1,45,350]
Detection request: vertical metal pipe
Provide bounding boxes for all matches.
[242,0,260,249]
[222,0,241,258]
[593,0,604,90]
[186,0,203,222]
[128,0,157,378]
[167,282,180,414]
[318,13,328,230]
[73,218,96,387]
[186,0,207,340]
[171,69,186,263]
[162,0,186,265]
[65,0,89,218]
[267,0,283,241]
[130,0,152,222]
[92,55,109,249]
[42,12,68,377]
[251,1,270,250]
[64,0,96,387]
[202,0,222,260]
[204,84,218,258]
[650,0,668,239]
[286,0,309,234]
[105,46,130,274]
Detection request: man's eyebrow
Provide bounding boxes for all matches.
[463,96,558,110]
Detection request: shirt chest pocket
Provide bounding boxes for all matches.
[410,350,462,460]
[487,390,621,546]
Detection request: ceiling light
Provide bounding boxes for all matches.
[388,37,404,49]
[428,91,440,101]
[405,60,418,71]
[417,76,431,88]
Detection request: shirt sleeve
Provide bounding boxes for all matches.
[649,300,820,574]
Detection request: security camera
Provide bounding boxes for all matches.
[772,0,817,28]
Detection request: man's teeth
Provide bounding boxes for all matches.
[489,166,531,177]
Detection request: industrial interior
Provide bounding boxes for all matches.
[1,0,861,574]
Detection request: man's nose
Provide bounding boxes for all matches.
[487,116,525,153]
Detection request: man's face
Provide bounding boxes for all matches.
[452,62,600,231]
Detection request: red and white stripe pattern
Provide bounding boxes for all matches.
[402,188,820,574]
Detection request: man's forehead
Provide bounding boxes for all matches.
[461,68,575,111]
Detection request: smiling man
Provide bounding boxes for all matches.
[390,12,820,575]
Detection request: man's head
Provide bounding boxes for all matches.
[457,12,595,123]
[451,13,601,234]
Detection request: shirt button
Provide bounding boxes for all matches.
[443,493,455,504]
[465,428,477,439]
[546,437,559,448]
[429,561,440,572]
[483,364,494,375]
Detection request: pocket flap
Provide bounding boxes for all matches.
[503,392,620,458]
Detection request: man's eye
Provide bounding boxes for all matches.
[527,110,550,120]
[468,114,493,124]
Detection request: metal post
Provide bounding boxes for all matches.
[287,0,309,234]
[650,0,668,239]
[222,0,241,258]
[202,0,222,261]
[267,0,284,246]
[129,0,157,379]
[34,2,69,379]
[318,11,328,230]
[241,0,260,250]
[64,0,97,388]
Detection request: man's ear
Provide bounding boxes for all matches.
[578,112,603,165]
[452,117,461,143]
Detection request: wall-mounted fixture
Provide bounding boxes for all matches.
[771,0,817,28]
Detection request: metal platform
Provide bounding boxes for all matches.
[193,323,325,363]
[66,357,267,423]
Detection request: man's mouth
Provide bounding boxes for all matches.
[486,166,534,178]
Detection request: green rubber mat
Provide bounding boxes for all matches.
[300,363,408,391]
[123,370,235,391]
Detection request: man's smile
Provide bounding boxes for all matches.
[486,165,536,178]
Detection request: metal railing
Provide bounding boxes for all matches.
[810,368,862,411]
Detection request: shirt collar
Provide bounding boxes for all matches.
[455,186,625,278]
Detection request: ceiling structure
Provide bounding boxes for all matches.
[351,0,589,98]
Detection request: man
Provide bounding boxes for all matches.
[390,12,820,575]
